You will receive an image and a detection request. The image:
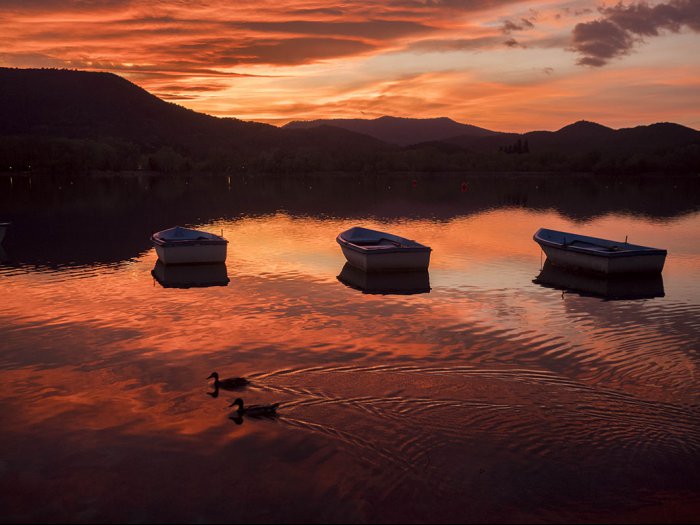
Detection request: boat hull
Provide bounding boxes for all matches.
[534,228,666,275]
[339,244,430,272]
[154,243,227,265]
[540,244,666,275]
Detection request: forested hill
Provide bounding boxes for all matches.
[284,116,498,146]
[1,68,698,174]
[0,68,390,172]
[0,67,273,146]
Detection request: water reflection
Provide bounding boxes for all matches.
[206,372,250,398]
[534,260,665,300]
[228,413,279,425]
[0,174,699,523]
[229,412,280,426]
[151,261,229,288]
[2,172,699,268]
[337,263,431,295]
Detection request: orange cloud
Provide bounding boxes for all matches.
[0,0,698,130]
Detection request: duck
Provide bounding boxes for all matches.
[207,372,250,389]
[229,398,280,417]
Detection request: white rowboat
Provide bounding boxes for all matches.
[533,228,666,275]
[151,226,228,265]
[337,226,431,272]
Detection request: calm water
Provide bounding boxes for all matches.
[1,173,699,523]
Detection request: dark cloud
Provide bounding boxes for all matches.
[573,19,634,63]
[502,18,534,34]
[0,0,131,11]
[573,0,700,66]
[287,7,347,17]
[238,20,435,41]
[152,83,229,92]
[378,0,529,18]
[238,37,376,65]
[562,7,594,17]
[503,38,524,48]
[148,37,375,67]
[154,92,200,100]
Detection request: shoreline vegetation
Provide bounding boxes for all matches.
[1,68,699,176]
[3,170,699,270]
[1,135,697,175]
[1,170,699,179]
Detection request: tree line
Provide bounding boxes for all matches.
[0,134,698,174]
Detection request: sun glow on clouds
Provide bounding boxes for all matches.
[0,0,699,130]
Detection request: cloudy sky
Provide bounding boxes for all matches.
[1,0,699,130]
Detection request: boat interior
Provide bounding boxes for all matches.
[350,238,408,248]
[567,240,625,252]
[536,228,662,253]
[154,226,224,243]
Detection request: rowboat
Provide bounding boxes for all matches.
[337,263,430,295]
[533,228,666,275]
[151,261,229,288]
[336,226,431,272]
[151,226,228,265]
[534,260,664,300]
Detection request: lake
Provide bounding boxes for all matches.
[1,172,699,523]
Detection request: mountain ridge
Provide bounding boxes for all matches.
[1,67,698,174]
[284,116,498,145]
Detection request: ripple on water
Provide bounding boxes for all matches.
[1,207,699,522]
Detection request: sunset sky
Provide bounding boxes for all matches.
[1,0,698,131]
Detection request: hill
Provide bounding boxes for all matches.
[0,68,698,174]
[445,120,700,154]
[0,68,391,172]
[284,116,497,146]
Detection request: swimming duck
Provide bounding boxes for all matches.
[229,398,280,417]
[207,372,250,389]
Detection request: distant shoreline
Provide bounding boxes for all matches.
[1,170,697,179]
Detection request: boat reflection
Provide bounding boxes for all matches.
[337,263,430,295]
[534,260,665,300]
[151,261,230,289]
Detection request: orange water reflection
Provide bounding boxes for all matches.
[1,208,699,522]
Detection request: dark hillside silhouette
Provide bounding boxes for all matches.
[0,68,698,174]
[0,67,272,145]
[446,120,700,153]
[284,116,498,146]
[442,120,700,172]
[0,68,391,172]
